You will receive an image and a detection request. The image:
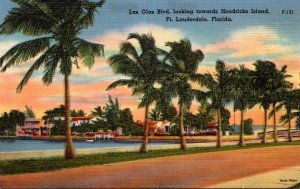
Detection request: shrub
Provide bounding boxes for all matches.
[169,125,179,136]
[244,119,254,135]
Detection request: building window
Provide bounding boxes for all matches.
[165,126,170,132]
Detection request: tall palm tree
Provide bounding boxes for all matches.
[231,65,256,146]
[162,39,205,150]
[201,60,232,148]
[278,89,300,142]
[0,0,105,160]
[253,60,275,144]
[107,33,162,153]
[268,65,292,143]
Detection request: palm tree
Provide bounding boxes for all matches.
[278,89,300,142]
[24,105,36,118]
[107,33,162,153]
[149,108,161,121]
[162,39,205,150]
[201,60,232,148]
[268,65,292,143]
[231,65,256,146]
[91,106,107,120]
[253,60,276,144]
[0,0,105,160]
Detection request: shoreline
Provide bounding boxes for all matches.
[1,137,299,161]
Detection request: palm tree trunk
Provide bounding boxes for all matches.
[179,103,187,150]
[273,103,278,143]
[64,74,75,160]
[262,108,268,144]
[140,104,150,153]
[217,108,222,148]
[239,110,245,146]
[288,111,293,142]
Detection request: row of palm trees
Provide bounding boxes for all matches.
[107,33,300,153]
[0,1,299,160]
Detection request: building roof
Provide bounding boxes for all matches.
[135,120,158,128]
[207,122,217,127]
[71,116,93,121]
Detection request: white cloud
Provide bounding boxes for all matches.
[91,23,184,51]
[0,40,18,56]
[200,26,292,58]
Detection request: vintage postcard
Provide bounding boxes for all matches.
[0,0,299,188]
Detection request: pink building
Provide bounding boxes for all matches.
[16,118,51,136]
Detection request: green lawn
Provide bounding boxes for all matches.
[1,141,299,175]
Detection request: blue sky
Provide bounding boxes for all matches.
[0,0,299,125]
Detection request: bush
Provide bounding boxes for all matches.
[50,121,65,136]
[244,119,254,135]
[169,125,179,136]
[125,124,144,136]
[185,130,217,136]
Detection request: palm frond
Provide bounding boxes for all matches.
[0,0,54,35]
[16,46,57,92]
[0,37,51,71]
[75,38,104,69]
[78,0,105,28]
[42,55,60,85]
[120,42,139,62]
[106,79,138,91]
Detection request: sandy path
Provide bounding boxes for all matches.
[1,145,300,188]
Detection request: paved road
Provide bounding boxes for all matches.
[1,145,300,188]
[208,165,300,188]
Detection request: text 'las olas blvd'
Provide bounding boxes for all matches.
[128,8,273,22]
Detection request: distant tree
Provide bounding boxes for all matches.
[91,106,106,120]
[183,106,214,130]
[184,112,199,129]
[118,108,134,127]
[104,95,121,131]
[220,108,231,132]
[43,105,65,121]
[70,109,86,117]
[149,108,161,121]
[244,118,254,135]
[24,105,36,118]
[170,125,180,136]
[8,110,26,127]
[0,110,25,135]
[160,104,177,122]
[0,112,10,135]
[195,106,213,130]
[51,121,65,136]
[118,108,142,135]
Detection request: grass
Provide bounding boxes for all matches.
[0,141,299,175]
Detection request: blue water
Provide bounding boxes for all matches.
[0,139,176,152]
[231,125,288,133]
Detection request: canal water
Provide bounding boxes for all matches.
[0,138,176,152]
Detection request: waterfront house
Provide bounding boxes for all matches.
[16,118,51,136]
[135,120,218,135]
